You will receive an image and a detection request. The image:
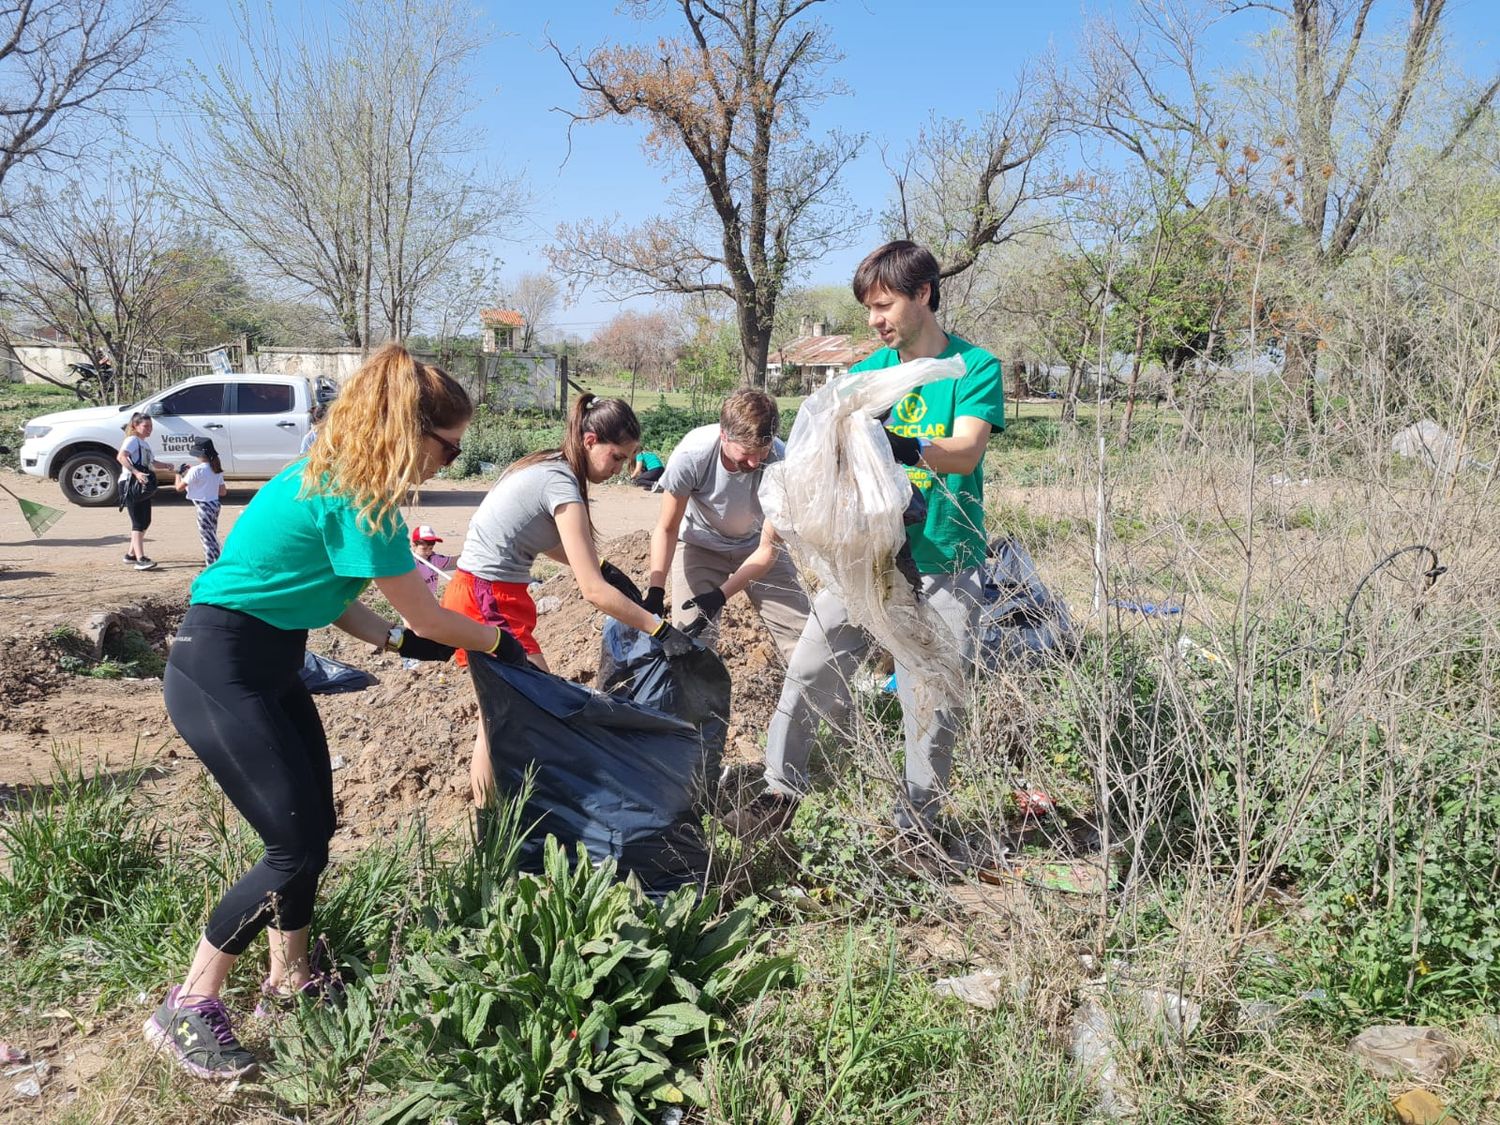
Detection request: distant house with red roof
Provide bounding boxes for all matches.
[480,308,526,353]
[766,318,880,392]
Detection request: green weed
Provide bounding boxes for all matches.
[0,758,159,948]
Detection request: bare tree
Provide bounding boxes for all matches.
[0,0,179,195]
[426,258,501,361]
[173,0,521,349]
[549,0,863,385]
[590,309,679,406]
[882,63,1064,285]
[0,167,214,401]
[1223,0,1493,421]
[506,272,561,352]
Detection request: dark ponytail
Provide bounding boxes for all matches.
[507,393,640,519]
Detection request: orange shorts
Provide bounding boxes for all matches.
[440,568,540,667]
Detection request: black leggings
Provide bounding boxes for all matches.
[164,604,333,955]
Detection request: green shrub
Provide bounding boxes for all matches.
[636,402,718,457]
[266,798,795,1124]
[444,406,564,479]
[1285,728,1500,1022]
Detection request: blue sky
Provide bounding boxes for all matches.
[161,0,1499,338]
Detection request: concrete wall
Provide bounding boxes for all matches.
[1,341,90,384]
[247,347,367,381]
[247,347,562,411]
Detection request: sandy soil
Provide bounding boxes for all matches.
[0,470,786,851]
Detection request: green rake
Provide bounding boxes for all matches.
[0,481,65,537]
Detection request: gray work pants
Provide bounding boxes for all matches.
[762,568,985,826]
[670,540,810,664]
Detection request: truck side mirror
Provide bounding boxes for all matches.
[146,401,166,417]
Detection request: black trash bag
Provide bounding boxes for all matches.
[598,619,732,791]
[298,650,374,694]
[468,651,713,895]
[978,536,1076,670]
[117,469,158,509]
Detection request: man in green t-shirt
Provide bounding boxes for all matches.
[739,240,1005,844]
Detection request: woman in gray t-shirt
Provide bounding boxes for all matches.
[443,393,694,805]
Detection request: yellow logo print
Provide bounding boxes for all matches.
[893,393,926,425]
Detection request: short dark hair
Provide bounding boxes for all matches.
[852,240,941,312]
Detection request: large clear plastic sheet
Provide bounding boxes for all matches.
[760,356,968,714]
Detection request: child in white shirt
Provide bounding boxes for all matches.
[176,439,228,565]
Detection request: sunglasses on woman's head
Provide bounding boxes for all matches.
[425,430,462,465]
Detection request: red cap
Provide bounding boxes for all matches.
[411,524,443,544]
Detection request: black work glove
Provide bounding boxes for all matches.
[650,619,696,659]
[599,560,644,606]
[884,428,923,467]
[642,585,667,617]
[397,630,456,662]
[682,586,727,621]
[486,626,530,666]
[895,544,923,597]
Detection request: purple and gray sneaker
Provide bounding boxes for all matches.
[252,938,345,1018]
[142,985,257,1080]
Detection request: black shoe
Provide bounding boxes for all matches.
[723,791,799,840]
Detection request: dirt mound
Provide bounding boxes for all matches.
[0,597,185,726]
[0,634,67,711]
[305,640,479,847]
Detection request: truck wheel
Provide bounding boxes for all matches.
[58,451,119,507]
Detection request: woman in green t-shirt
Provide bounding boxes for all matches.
[144,344,526,1081]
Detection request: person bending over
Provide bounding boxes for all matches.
[145,343,526,1081]
[444,392,693,807]
[643,390,809,660]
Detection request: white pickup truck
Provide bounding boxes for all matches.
[18,374,336,506]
